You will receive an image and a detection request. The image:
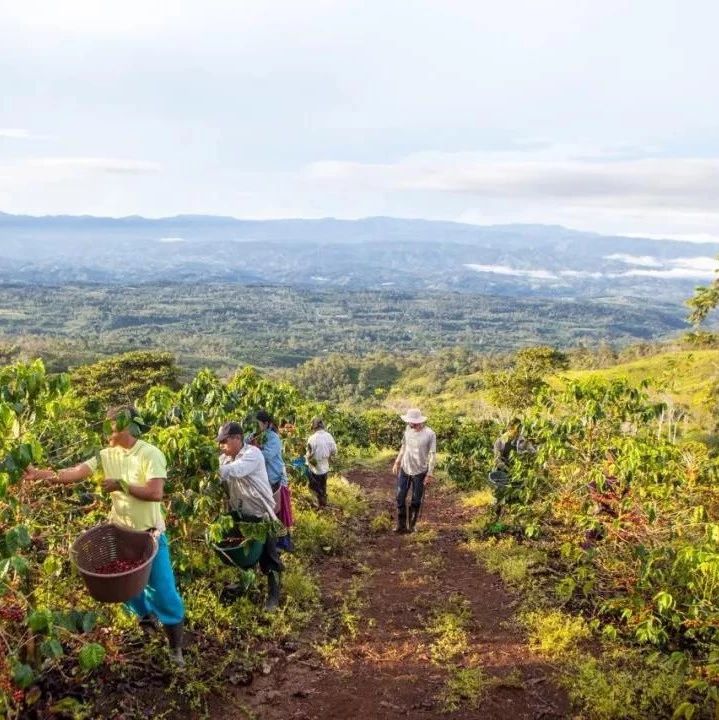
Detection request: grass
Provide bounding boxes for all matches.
[460,488,495,510]
[409,527,438,545]
[427,595,472,665]
[467,536,544,588]
[439,665,488,713]
[293,507,345,556]
[327,473,369,516]
[370,512,393,533]
[314,568,373,669]
[338,446,396,472]
[522,609,590,660]
[565,649,687,720]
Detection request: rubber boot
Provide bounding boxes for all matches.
[394,507,408,534]
[408,506,420,532]
[139,614,159,636]
[264,570,281,611]
[163,621,185,667]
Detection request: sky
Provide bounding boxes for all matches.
[1,0,719,240]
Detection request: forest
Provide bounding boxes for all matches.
[0,283,688,375]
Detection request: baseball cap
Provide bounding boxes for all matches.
[216,421,243,442]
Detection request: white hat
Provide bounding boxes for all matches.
[401,408,427,424]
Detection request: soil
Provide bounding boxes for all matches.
[219,467,569,720]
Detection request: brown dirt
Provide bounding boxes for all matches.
[218,467,569,720]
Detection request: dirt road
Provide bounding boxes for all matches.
[223,467,568,720]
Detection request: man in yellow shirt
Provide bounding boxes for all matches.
[23,406,186,665]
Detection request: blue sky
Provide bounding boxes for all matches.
[1,0,718,240]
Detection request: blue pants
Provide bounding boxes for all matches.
[396,470,427,511]
[125,533,185,626]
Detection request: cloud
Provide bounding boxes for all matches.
[308,153,719,211]
[25,157,161,175]
[623,267,715,279]
[463,263,558,280]
[464,255,719,282]
[605,254,663,267]
[0,128,32,139]
[158,237,185,243]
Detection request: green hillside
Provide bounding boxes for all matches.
[387,348,719,426]
[559,349,719,426]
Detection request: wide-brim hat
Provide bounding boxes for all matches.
[400,408,427,424]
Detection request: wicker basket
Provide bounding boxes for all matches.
[71,524,158,603]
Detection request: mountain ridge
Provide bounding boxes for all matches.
[1,213,717,299]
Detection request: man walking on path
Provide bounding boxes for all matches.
[392,408,436,533]
[23,406,186,665]
[305,417,337,508]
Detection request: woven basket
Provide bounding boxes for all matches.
[71,524,158,603]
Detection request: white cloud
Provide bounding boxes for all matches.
[464,263,558,280]
[308,154,719,210]
[158,237,186,243]
[671,257,719,272]
[25,157,160,175]
[605,254,663,267]
[0,128,32,139]
[559,270,607,278]
[464,255,719,282]
[623,267,716,279]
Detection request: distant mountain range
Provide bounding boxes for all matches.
[1,212,717,300]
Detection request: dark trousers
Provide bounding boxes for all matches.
[308,470,328,506]
[396,470,427,511]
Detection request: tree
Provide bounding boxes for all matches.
[687,262,719,325]
[70,351,179,410]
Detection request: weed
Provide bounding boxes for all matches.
[463,514,491,538]
[428,595,471,664]
[293,507,344,556]
[314,638,346,669]
[421,554,445,573]
[439,665,488,713]
[461,489,495,510]
[370,512,393,533]
[327,474,368,517]
[410,527,438,544]
[282,558,321,610]
[522,609,590,659]
[468,537,543,587]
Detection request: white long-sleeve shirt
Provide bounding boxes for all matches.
[306,429,338,474]
[397,426,437,476]
[218,445,277,520]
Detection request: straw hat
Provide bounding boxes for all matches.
[400,408,427,424]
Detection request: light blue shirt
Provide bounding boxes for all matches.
[261,429,287,487]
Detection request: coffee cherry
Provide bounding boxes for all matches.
[94,558,143,575]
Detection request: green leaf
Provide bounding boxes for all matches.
[673,701,696,720]
[80,611,97,634]
[41,638,64,659]
[49,697,88,718]
[78,642,105,672]
[42,554,63,576]
[11,661,34,689]
[28,608,53,633]
[5,525,31,553]
[10,555,29,575]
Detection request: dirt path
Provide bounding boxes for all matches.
[223,467,569,720]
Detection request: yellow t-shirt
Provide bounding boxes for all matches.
[84,439,167,532]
